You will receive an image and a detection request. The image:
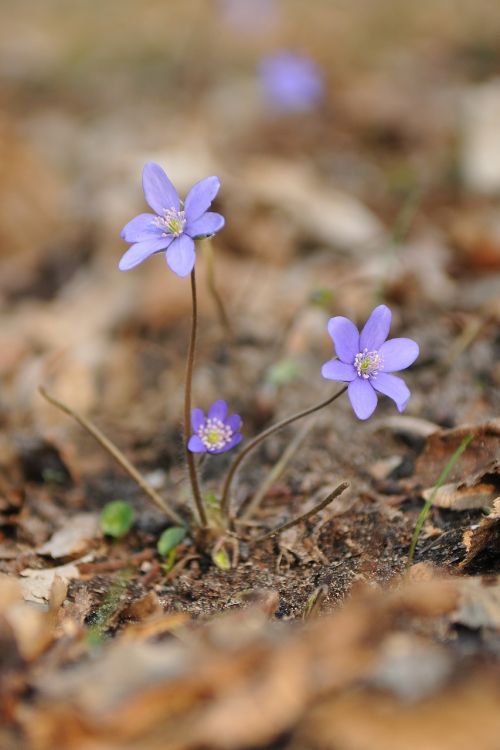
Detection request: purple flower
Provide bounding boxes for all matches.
[321,305,419,420]
[119,162,225,277]
[188,400,242,454]
[259,51,324,113]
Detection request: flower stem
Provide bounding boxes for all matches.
[202,238,232,336]
[220,385,348,521]
[184,269,208,527]
[38,387,184,526]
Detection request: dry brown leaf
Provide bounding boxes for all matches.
[414,420,500,487]
[37,513,100,559]
[451,576,500,630]
[19,562,81,604]
[460,498,500,569]
[422,480,498,510]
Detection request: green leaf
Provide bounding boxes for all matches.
[157,526,186,557]
[212,546,231,571]
[308,287,334,308]
[100,500,135,539]
[266,358,300,387]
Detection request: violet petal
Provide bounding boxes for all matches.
[321,359,357,382]
[186,211,225,238]
[226,413,242,432]
[372,373,410,412]
[187,435,207,453]
[211,432,242,454]
[359,305,391,351]
[348,378,378,420]
[120,213,161,242]
[208,400,228,421]
[142,162,180,215]
[378,338,419,373]
[327,317,359,364]
[185,177,221,222]
[191,408,205,432]
[118,237,171,271]
[165,235,196,277]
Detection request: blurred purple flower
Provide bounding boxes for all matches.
[188,400,242,454]
[259,51,324,113]
[219,0,279,35]
[119,162,224,277]
[321,305,419,420]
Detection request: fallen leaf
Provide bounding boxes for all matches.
[37,513,100,558]
[19,562,81,604]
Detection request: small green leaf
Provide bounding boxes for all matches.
[308,287,334,308]
[157,526,186,557]
[100,500,135,539]
[266,358,300,387]
[212,546,231,571]
[204,491,220,508]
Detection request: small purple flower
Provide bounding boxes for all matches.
[119,162,225,277]
[259,51,324,113]
[321,305,419,421]
[188,400,242,454]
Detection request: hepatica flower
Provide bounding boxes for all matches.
[259,51,324,113]
[119,162,225,277]
[188,400,242,454]
[321,305,419,420]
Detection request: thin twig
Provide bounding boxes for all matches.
[220,386,347,521]
[253,481,350,542]
[38,387,183,526]
[239,418,314,522]
[184,269,208,527]
[202,239,232,336]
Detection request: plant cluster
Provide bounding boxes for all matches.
[116,163,419,558]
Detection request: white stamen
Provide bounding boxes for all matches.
[354,348,383,379]
[198,418,233,451]
[154,208,186,237]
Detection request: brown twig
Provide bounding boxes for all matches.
[220,386,348,521]
[38,387,184,526]
[253,481,350,542]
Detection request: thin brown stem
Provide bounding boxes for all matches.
[220,385,347,521]
[38,387,183,526]
[253,481,349,541]
[184,269,208,527]
[202,239,232,336]
[239,418,314,522]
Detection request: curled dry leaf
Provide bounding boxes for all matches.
[460,498,500,570]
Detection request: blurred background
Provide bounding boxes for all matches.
[1,0,499,438]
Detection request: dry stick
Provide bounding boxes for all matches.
[220,385,348,521]
[202,239,232,336]
[38,387,183,526]
[239,418,314,523]
[253,481,350,542]
[184,269,208,527]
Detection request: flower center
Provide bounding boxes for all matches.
[155,208,186,237]
[198,418,233,451]
[354,349,383,379]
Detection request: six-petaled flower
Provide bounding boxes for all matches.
[321,304,419,420]
[188,400,242,454]
[119,162,225,277]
